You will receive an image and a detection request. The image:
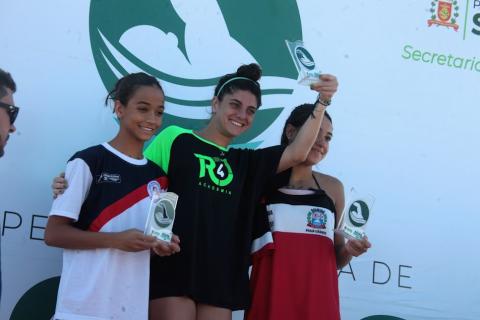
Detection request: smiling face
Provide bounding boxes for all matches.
[0,88,16,158]
[211,89,258,139]
[287,116,333,166]
[305,117,333,165]
[115,85,165,143]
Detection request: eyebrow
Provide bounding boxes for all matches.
[230,98,258,109]
[137,101,164,108]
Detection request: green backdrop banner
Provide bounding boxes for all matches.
[1,1,479,319]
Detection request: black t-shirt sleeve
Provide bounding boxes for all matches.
[248,145,286,199]
[268,168,292,192]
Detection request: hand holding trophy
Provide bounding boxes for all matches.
[286,40,338,104]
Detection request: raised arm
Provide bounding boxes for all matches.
[277,74,338,173]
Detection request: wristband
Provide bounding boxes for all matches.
[315,94,331,107]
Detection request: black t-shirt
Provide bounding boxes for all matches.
[145,126,285,310]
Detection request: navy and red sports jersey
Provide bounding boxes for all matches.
[50,143,167,320]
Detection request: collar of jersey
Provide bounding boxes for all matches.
[191,131,230,152]
[102,142,148,165]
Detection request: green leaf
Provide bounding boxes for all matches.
[217,0,302,79]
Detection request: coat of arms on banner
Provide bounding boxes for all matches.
[427,0,460,31]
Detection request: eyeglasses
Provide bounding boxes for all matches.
[0,102,20,125]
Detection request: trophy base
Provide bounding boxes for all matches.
[150,229,172,242]
[298,71,322,86]
[337,225,366,241]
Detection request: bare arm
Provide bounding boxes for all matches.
[50,174,180,254]
[45,215,181,255]
[330,178,353,268]
[277,74,338,173]
[44,215,158,252]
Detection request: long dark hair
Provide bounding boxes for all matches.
[214,63,262,107]
[281,103,332,145]
[105,72,163,107]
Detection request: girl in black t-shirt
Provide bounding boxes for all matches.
[145,64,337,320]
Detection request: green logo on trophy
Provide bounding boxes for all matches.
[286,40,322,86]
[348,200,370,227]
[154,201,175,229]
[295,47,315,70]
[145,192,179,242]
[338,188,375,240]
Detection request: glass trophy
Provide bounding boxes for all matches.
[144,192,178,242]
[285,40,322,86]
[337,188,375,240]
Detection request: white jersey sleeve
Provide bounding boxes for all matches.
[50,158,92,221]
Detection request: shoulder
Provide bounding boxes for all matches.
[68,144,105,163]
[147,125,191,151]
[313,171,344,204]
[232,144,284,154]
[146,159,167,174]
[237,144,286,167]
[314,172,343,190]
[248,144,286,159]
[159,125,191,138]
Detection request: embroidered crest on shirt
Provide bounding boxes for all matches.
[306,208,327,234]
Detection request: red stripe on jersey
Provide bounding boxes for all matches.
[89,176,168,232]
